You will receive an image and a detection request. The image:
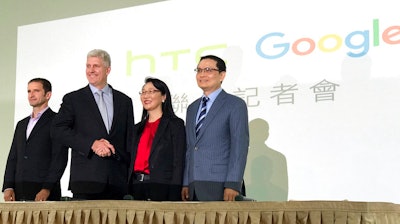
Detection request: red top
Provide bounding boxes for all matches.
[134,118,161,174]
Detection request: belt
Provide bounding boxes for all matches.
[134,173,150,182]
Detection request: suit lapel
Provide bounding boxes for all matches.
[20,117,30,146]
[84,85,109,134]
[191,98,202,139]
[110,87,120,134]
[27,109,53,141]
[196,90,227,140]
[150,116,168,159]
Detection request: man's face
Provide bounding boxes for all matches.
[86,56,110,89]
[27,82,50,108]
[196,58,225,94]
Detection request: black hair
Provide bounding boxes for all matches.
[28,78,52,93]
[141,77,176,121]
[199,55,226,72]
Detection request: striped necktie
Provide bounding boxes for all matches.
[195,97,209,137]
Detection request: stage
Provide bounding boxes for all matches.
[1,200,399,224]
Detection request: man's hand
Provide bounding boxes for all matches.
[35,189,50,201]
[3,189,15,201]
[223,188,239,201]
[91,139,115,157]
[181,187,189,201]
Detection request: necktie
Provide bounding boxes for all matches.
[195,97,209,137]
[97,90,109,133]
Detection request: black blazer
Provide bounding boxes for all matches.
[128,115,186,187]
[52,85,134,195]
[3,108,68,201]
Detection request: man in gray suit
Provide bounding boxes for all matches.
[182,55,249,201]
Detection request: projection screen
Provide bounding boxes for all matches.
[15,0,400,202]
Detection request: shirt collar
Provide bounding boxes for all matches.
[89,84,111,95]
[30,106,49,119]
[203,88,222,104]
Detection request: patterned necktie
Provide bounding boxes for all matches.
[97,90,109,133]
[195,97,209,137]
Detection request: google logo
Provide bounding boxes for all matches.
[256,19,400,59]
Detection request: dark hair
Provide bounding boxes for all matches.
[28,78,52,93]
[141,77,176,121]
[199,55,226,72]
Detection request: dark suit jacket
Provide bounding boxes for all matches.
[183,90,249,201]
[128,115,186,198]
[2,108,68,201]
[51,85,134,196]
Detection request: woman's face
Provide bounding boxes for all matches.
[140,82,166,112]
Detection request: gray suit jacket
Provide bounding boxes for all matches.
[183,90,249,201]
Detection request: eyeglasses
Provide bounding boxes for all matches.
[139,89,160,96]
[194,67,221,73]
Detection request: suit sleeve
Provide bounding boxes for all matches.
[51,94,95,158]
[225,98,249,191]
[2,122,20,191]
[125,98,134,154]
[171,118,186,185]
[183,103,196,187]
[41,139,68,190]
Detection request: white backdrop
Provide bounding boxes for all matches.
[15,0,400,202]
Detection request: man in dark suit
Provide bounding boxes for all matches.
[3,78,68,201]
[51,49,134,200]
[182,55,249,201]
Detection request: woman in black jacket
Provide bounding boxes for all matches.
[128,77,186,201]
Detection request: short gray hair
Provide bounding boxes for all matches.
[87,49,111,67]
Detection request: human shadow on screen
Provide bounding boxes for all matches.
[245,118,288,201]
[222,45,243,90]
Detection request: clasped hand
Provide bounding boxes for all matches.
[92,139,115,157]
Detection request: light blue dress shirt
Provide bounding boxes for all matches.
[90,84,114,130]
